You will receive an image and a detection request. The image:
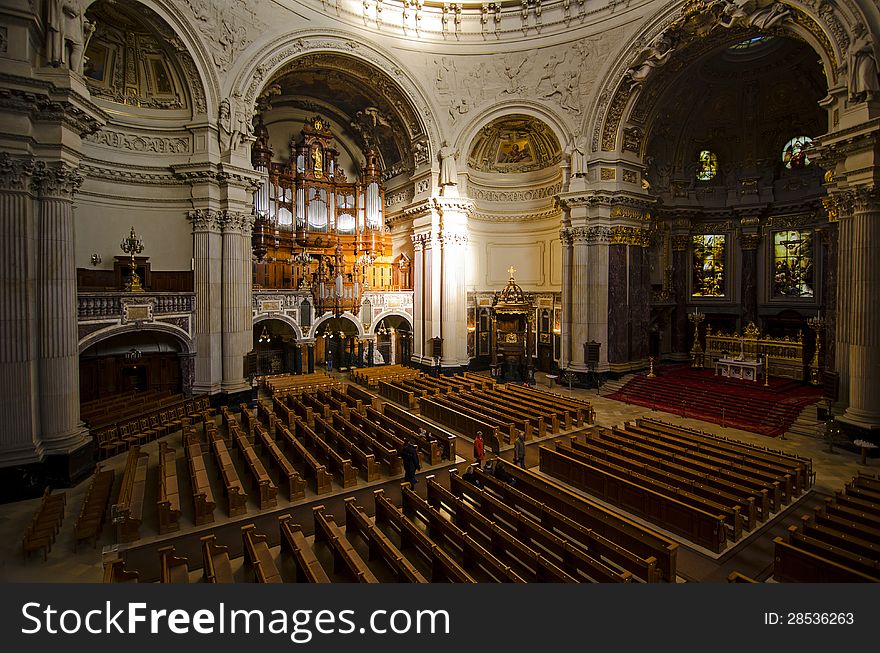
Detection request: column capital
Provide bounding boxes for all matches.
[187,208,225,232]
[566,225,612,245]
[31,161,82,198]
[739,233,762,250]
[0,153,36,192]
[439,231,469,247]
[222,210,255,236]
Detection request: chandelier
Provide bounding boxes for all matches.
[120,226,145,292]
[258,325,271,344]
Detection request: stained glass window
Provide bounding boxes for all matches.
[728,36,773,51]
[773,230,814,297]
[692,235,725,297]
[696,150,718,181]
[782,136,813,169]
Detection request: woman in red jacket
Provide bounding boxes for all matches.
[473,431,485,468]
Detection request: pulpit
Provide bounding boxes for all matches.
[490,268,534,383]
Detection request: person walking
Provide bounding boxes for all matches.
[402,439,421,486]
[514,432,526,469]
[473,431,485,468]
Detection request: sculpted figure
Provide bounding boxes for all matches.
[849,23,880,102]
[627,32,675,85]
[438,141,459,187]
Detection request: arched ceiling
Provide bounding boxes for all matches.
[261,53,425,180]
[83,0,199,118]
[645,36,825,178]
[467,114,562,174]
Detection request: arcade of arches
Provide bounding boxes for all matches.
[0,0,879,580]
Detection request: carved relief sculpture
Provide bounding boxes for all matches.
[626,32,675,86]
[45,0,94,72]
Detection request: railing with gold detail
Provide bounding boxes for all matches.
[704,322,805,381]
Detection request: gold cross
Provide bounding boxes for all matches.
[508,265,517,279]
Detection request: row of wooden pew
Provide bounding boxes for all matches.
[377,372,492,409]
[773,472,880,582]
[351,364,422,389]
[539,418,812,553]
[113,447,148,543]
[22,489,67,562]
[262,372,342,396]
[81,389,175,426]
[73,467,115,551]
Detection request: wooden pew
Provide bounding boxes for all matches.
[114,446,149,543]
[381,403,456,462]
[541,444,731,553]
[241,524,282,583]
[344,498,428,583]
[185,434,216,525]
[240,442,278,510]
[73,468,114,552]
[420,396,502,453]
[773,535,879,582]
[346,383,382,411]
[426,478,582,582]
[200,535,233,583]
[296,417,359,487]
[208,431,249,517]
[400,484,527,583]
[727,571,759,583]
[459,390,543,440]
[330,413,401,476]
[159,546,190,584]
[313,505,379,583]
[427,393,518,446]
[278,515,331,583]
[473,464,678,582]
[102,557,139,583]
[372,489,475,583]
[359,407,441,466]
[278,425,333,494]
[255,424,307,500]
[157,442,181,534]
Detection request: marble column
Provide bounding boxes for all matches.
[293,344,303,374]
[357,339,364,366]
[439,230,469,368]
[221,211,253,394]
[0,155,41,465]
[33,161,90,457]
[840,189,880,430]
[410,233,428,362]
[834,198,853,409]
[821,226,837,373]
[307,343,315,373]
[671,234,690,356]
[188,209,223,393]
[178,352,195,395]
[559,228,573,369]
[607,243,629,364]
[368,339,375,366]
[740,232,761,328]
[629,243,650,361]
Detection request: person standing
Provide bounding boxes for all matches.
[473,431,485,468]
[514,432,526,469]
[402,439,421,486]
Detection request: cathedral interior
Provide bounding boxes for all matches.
[0,0,878,585]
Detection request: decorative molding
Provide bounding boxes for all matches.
[84,129,192,155]
[470,182,562,203]
[622,169,639,184]
[0,26,7,54]
[222,210,255,236]
[610,225,652,247]
[31,161,83,199]
[182,0,264,73]
[0,153,35,192]
[187,208,225,232]
[766,213,816,228]
[739,233,762,250]
[439,231,469,247]
[671,234,691,251]
[471,208,560,223]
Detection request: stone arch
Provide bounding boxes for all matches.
[82,0,219,118]
[456,102,573,163]
[227,29,442,171]
[586,0,857,159]
[78,322,193,355]
[253,313,304,340]
[369,310,414,334]
[308,311,365,340]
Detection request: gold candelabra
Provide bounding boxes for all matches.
[120,226,145,292]
[688,311,705,368]
[647,356,656,378]
[807,314,824,386]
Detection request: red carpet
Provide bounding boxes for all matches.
[607,365,822,437]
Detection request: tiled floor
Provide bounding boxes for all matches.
[0,375,873,583]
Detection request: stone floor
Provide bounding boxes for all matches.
[0,373,873,583]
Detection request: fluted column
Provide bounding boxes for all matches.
[821,225,837,373]
[841,189,880,429]
[834,197,853,409]
[740,232,761,327]
[188,209,223,393]
[33,161,90,456]
[221,211,254,393]
[559,228,573,369]
[0,155,41,465]
[410,233,428,363]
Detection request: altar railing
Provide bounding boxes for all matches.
[704,322,805,381]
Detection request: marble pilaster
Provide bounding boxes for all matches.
[188,209,224,394]
[221,211,253,394]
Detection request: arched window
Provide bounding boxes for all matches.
[782,136,813,169]
[692,234,726,297]
[696,150,718,181]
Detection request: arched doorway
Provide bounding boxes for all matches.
[374,315,413,366]
[79,331,188,402]
[314,316,362,371]
[252,319,300,376]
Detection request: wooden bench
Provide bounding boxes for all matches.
[382,403,456,462]
[102,557,139,583]
[159,546,190,584]
[473,464,678,582]
[22,488,67,561]
[278,514,331,583]
[313,505,379,583]
[185,435,216,525]
[74,468,114,552]
[346,383,382,411]
[344,498,428,583]
[373,489,475,583]
[297,417,359,487]
[330,413,401,476]
[209,432,248,517]
[419,396,502,453]
[241,443,278,509]
[426,393,519,446]
[241,524,282,583]
[541,444,731,553]
[157,442,181,534]
[255,424,307,500]
[114,447,149,543]
[279,425,333,494]
[200,535,233,583]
